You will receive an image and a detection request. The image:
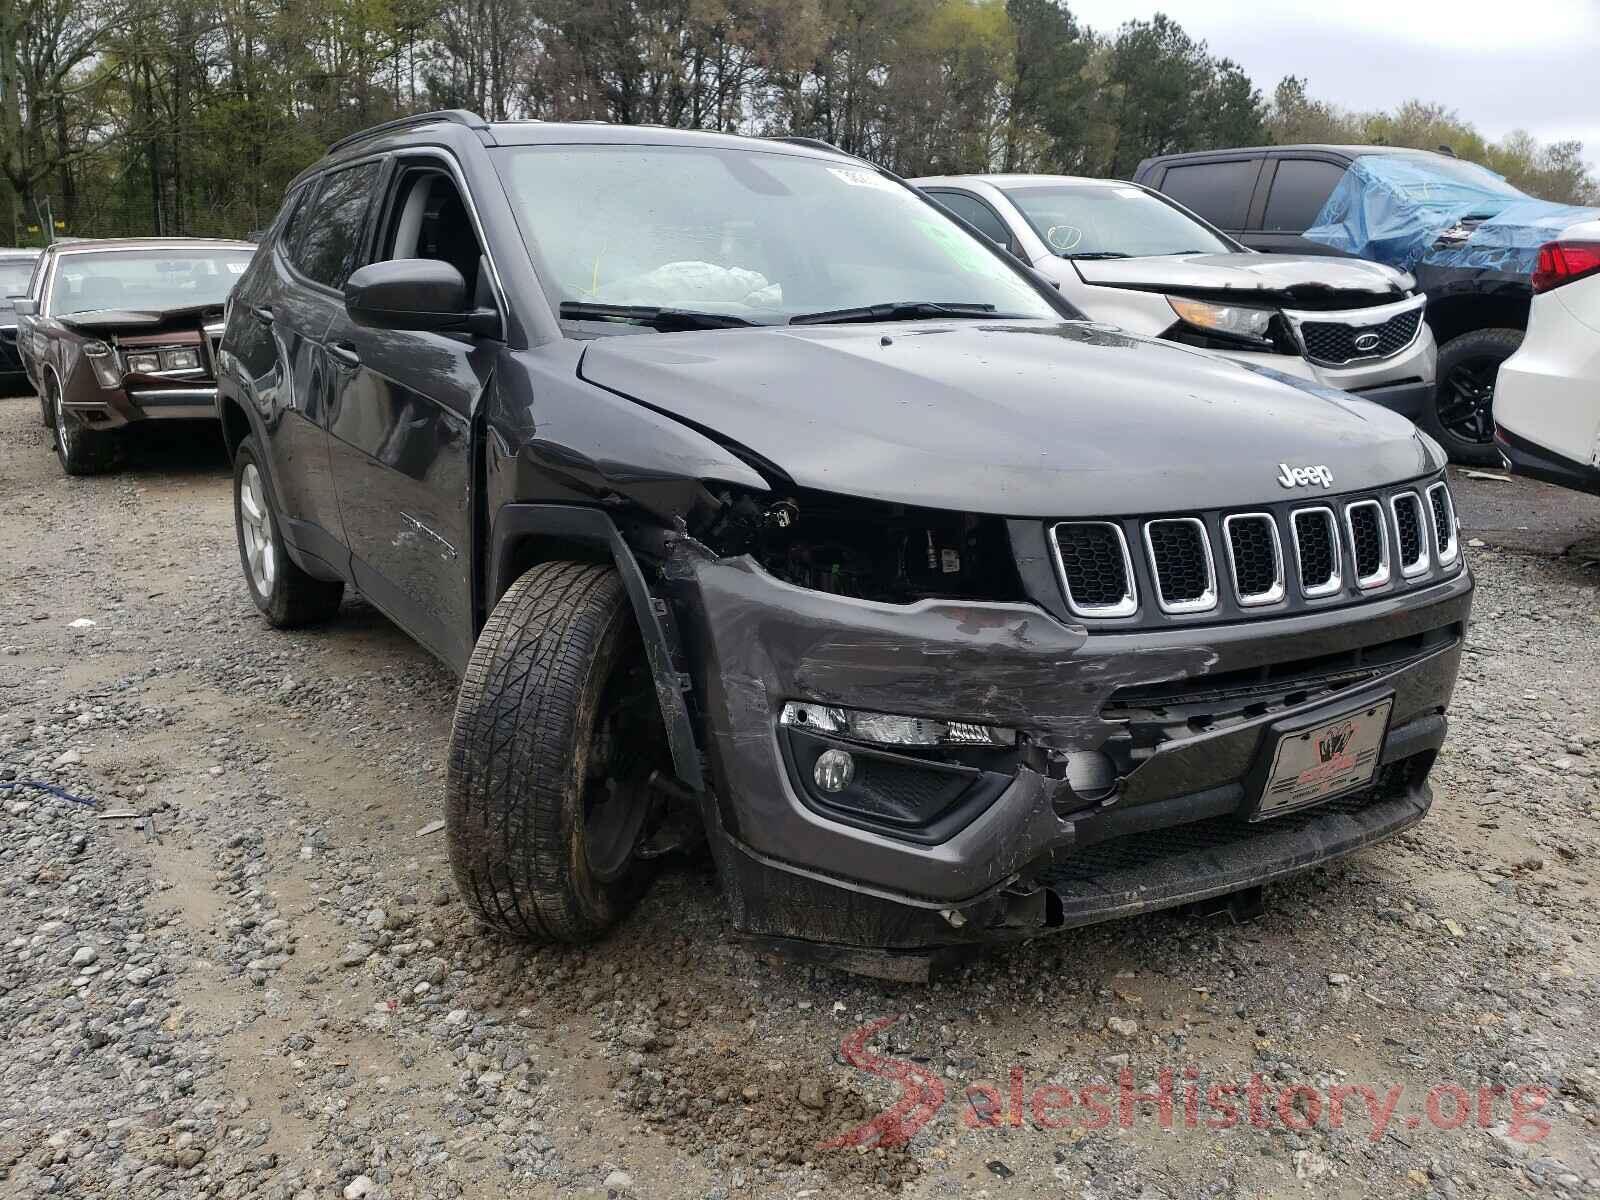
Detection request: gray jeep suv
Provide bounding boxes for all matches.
[217,112,1472,979]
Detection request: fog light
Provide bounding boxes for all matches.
[813,749,855,793]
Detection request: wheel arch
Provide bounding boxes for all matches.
[218,393,251,461]
[1425,292,1530,346]
[487,503,704,794]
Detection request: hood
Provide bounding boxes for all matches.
[1071,252,1407,305]
[57,302,224,334]
[577,321,1439,517]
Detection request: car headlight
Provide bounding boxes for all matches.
[780,702,1016,748]
[126,352,160,374]
[1167,296,1274,343]
[83,340,122,389]
[161,348,199,371]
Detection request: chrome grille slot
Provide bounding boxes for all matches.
[1345,500,1390,588]
[1143,518,1216,614]
[1427,482,1458,566]
[1050,521,1137,618]
[1391,492,1428,577]
[1223,513,1283,606]
[1291,507,1341,598]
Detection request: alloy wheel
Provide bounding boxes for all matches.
[238,463,277,596]
[1436,357,1500,445]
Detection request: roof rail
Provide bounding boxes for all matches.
[328,109,490,154]
[768,135,854,158]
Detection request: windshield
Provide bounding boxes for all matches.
[48,249,253,317]
[494,145,1058,326]
[0,258,35,300]
[1003,184,1234,258]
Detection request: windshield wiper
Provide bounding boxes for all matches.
[1061,251,1129,260]
[787,301,1000,326]
[558,302,757,331]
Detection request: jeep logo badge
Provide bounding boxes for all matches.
[1353,331,1381,353]
[1277,463,1335,489]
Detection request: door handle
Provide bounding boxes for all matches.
[327,341,361,369]
[252,304,275,325]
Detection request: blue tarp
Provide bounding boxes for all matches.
[1304,154,1599,277]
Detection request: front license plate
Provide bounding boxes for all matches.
[1254,697,1393,820]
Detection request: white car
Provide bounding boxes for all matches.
[1494,221,1600,492]
[912,174,1437,420]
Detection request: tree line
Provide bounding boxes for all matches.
[1,0,1594,245]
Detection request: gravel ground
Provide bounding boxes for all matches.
[2,395,1598,1199]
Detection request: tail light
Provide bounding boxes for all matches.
[1532,240,1600,293]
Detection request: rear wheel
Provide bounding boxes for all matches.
[47,375,116,475]
[1422,327,1524,465]
[446,561,667,943]
[232,437,344,626]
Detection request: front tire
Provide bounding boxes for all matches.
[1422,327,1524,465]
[446,561,666,944]
[47,376,116,475]
[233,437,344,626]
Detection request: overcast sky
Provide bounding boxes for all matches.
[1070,0,1600,160]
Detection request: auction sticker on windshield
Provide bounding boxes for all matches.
[1253,697,1392,819]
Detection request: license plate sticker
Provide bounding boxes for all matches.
[1255,698,1393,819]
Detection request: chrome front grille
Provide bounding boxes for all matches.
[1049,521,1136,618]
[1144,518,1216,613]
[1427,482,1458,566]
[1285,296,1427,368]
[1222,513,1283,606]
[1291,507,1342,598]
[1344,500,1390,588]
[1050,476,1463,626]
[1391,492,1428,577]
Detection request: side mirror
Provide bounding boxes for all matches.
[344,259,498,337]
[10,297,37,316]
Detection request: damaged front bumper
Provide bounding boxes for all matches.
[671,547,1471,975]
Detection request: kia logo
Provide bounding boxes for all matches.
[1353,331,1381,353]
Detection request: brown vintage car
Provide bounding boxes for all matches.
[14,237,257,473]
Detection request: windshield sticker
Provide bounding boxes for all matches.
[226,262,247,274]
[827,167,897,192]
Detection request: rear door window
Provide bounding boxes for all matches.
[291,160,382,290]
[929,191,1014,248]
[1262,160,1348,232]
[1158,160,1259,229]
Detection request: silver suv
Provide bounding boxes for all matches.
[916,174,1436,421]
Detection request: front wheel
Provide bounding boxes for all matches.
[232,437,344,626]
[47,376,116,475]
[1421,327,1524,465]
[446,561,667,943]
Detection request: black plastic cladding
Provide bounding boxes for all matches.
[1047,473,1461,631]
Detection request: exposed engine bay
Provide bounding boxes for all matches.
[696,487,1023,604]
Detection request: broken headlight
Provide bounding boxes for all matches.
[780,702,1015,748]
[698,487,1025,604]
[83,340,122,389]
